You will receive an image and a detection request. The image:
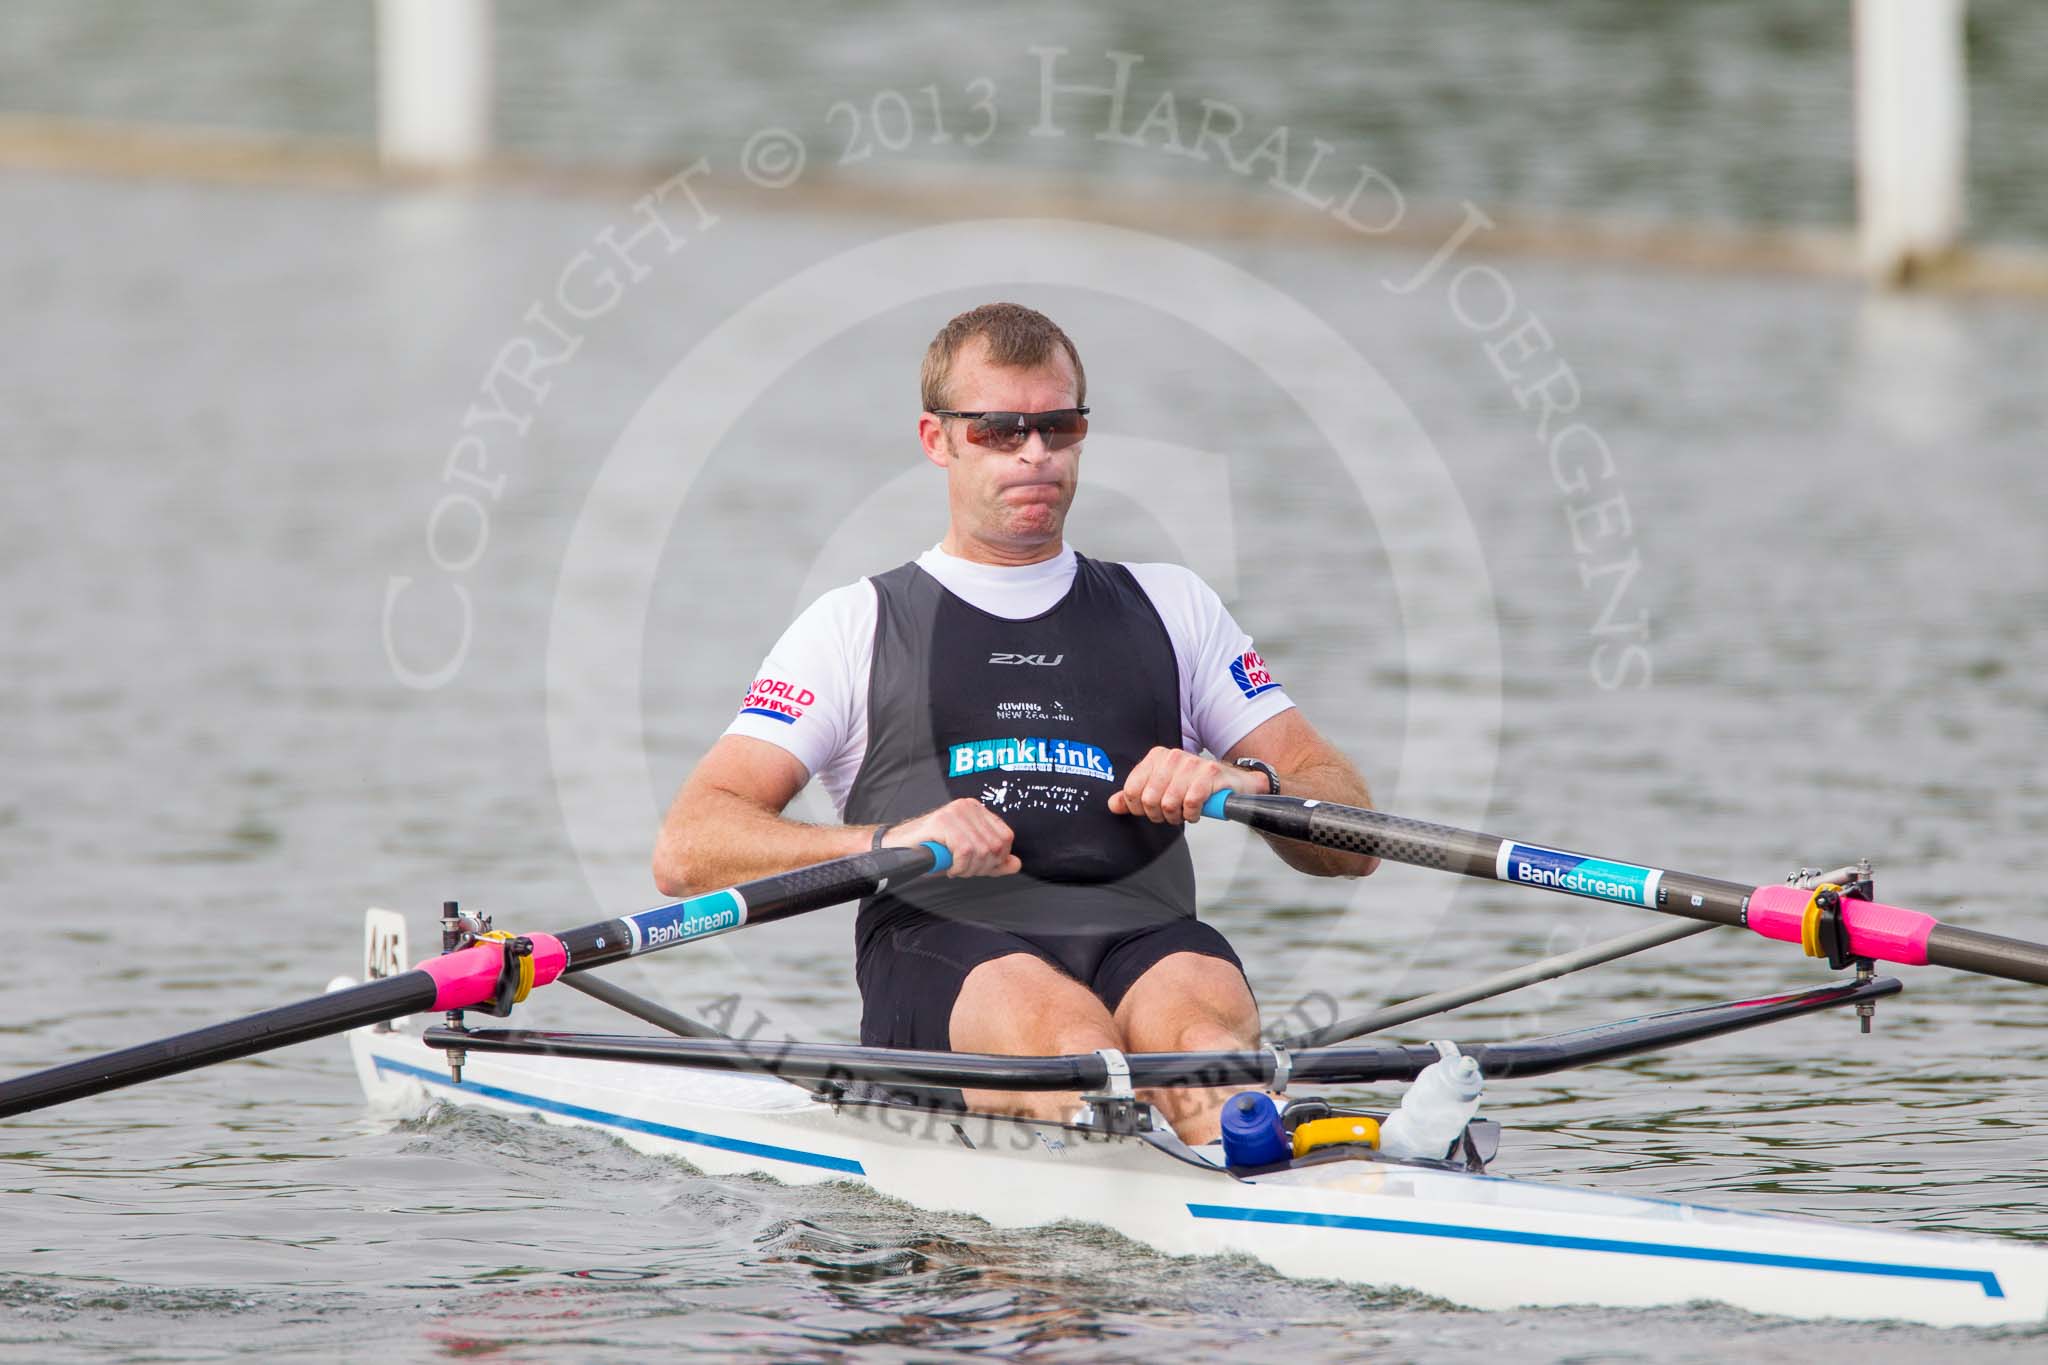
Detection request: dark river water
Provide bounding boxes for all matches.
[3,0,2048,244]
[3,14,2048,1359]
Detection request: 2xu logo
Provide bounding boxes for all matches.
[988,652,1064,667]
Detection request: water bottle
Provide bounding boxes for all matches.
[1377,1041,1484,1161]
[1218,1091,1289,1167]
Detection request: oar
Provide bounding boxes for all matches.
[1201,791,2048,987]
[0,842,950,1119]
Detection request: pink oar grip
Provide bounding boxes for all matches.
[1744,884,1935,965]
[419,933,568,1010]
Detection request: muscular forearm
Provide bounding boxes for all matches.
[1265,755,1380,877]
[652,782,874,897]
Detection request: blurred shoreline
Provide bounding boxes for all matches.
[8,112,2048,301]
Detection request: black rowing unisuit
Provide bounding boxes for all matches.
[844,554,1196,950]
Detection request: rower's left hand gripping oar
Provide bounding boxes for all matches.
[0,841,951,1120]
[1200,790,2048,988]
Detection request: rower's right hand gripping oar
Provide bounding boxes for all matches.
[0,841,952,1120]
[1200,790,2048,988]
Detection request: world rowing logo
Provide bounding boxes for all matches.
[739,676,814,724]
[1229,649,1281,699]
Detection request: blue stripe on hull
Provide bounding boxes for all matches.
[373,1056,865,1176]
[1186,1203,2004,1298]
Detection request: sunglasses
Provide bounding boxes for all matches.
[931,407,1089,453]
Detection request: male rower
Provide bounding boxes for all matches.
[653,302,1378,1142]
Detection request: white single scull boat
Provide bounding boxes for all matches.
[8,792,2048,1327]
[343,985,2048,1327]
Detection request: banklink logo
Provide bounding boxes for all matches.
[948,737,1115,782]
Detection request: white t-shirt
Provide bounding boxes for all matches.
[723,545,1295,816]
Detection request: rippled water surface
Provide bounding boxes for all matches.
[2,161,2047,1362]
[3,0,2048,242]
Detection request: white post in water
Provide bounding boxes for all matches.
[1855,0,1968,284]
[376,0,493,170]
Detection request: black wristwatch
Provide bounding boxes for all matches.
[1233,757,1281,794]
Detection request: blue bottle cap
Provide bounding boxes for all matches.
[1218,1090,1289,1168]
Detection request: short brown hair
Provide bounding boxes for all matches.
[920,303,1086,412]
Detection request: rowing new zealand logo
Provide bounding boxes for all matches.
[996,699,1075,725]
[989,652,1063,667]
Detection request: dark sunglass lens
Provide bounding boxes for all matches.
[969,414,1028,452]
[1042,410,1088,450]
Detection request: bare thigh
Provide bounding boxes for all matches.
[1113,951,1262,1143]
[949,952,1123,1122]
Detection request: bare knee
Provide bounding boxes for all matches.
[950,954,1122,1124]
[951,953,1121,1056]
[1171,1019,1255,1054]
[1115,952,1259,1054]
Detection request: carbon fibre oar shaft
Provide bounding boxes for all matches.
[1202,792,2048,988]
[0,843,950,1119]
